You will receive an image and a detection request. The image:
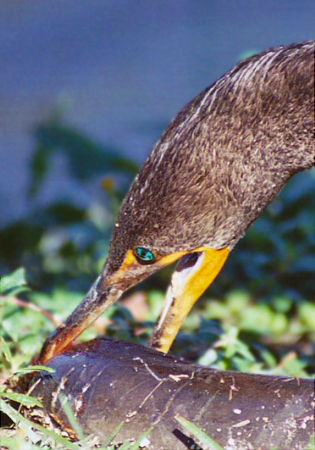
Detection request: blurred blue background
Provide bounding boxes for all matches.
[1,0,314,225]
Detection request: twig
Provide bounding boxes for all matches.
[0,295,59,327]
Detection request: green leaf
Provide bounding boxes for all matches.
[306,434,315,450]
[299,302,315,331]
[0,336,12,362]
[0,399,79,449]
[0,436,18,449]
[101,421,125,447]
[59,392,85,440]
[118,427,153,450]
[175,415,224,450]
[14,365,56,375]
[0,391,43,408]
[0,268,27,294]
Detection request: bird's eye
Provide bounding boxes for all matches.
[134,247,155,263]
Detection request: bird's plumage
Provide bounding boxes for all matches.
[106,41,314,277]
[40,41,315,362]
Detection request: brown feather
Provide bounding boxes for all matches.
[106,41,315,275]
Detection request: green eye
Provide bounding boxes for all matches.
[134,247,155,262]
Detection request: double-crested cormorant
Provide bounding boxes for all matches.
[40,41,315,363]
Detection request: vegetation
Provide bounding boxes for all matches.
[0,116,314,448]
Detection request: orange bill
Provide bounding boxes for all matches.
[150,247,230,353]
[39,249,186,363]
